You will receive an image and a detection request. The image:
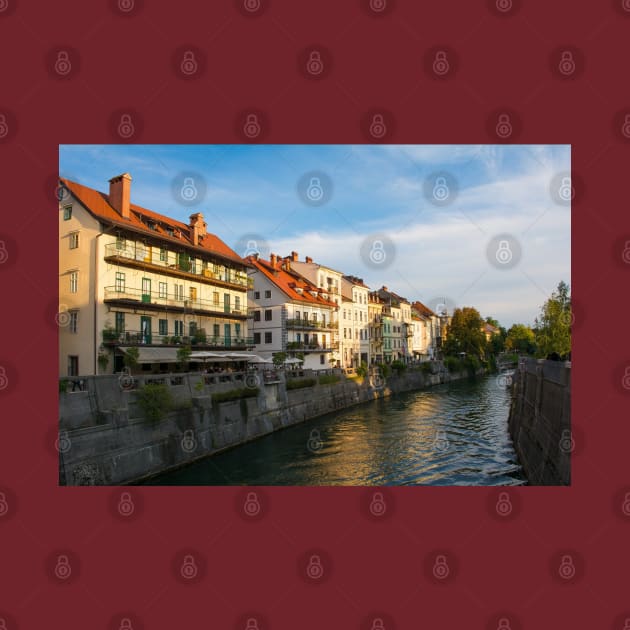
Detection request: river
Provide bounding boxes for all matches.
[141,373,526,486]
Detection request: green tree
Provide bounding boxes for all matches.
[505,324,536,354]
[534,281,571,359]
[177,344,192,370]
[272,352,287,368]
[123,346,139,371]
[444,307,487,358]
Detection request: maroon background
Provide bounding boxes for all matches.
[1,0,629,628]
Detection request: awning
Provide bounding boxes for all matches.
[120,347,179,364]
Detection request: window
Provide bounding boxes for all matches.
[264,310,272,321]
[166,228,174,237]
[69,232,79,249]
[116,235,125,250]
[320,355,325,365]
[254,291,260,300]
[159,319,168,336]
[191,259,197,274]
[63,206,72,220]
[235,296,240,312]
[69,271,78,293]
[175,284,184,301]
[264,332,272,344]
[253,332,261,344]
[322,314,326,325]
[254,310,261,322]
[264,290,271,298]
[312,334,318,345]
[189,286,197,301]
[69,310,78,333]
[141,277,151,298]
[115,272,125,292]
[115,312,125,333]
[159,248,167,261]
[344,328,347,339]
[67,355,79,377]
[213,323,220,339]
[295,311,300,320]
[312,313,317,322]
[174,320,184,336]
[213,291,219,306]
[158,282,167,299]
[296,333,301,343]
[235,323,241,339]
[304,333,309,344]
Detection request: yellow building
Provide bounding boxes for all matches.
[58,173,252,376]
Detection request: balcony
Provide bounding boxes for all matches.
[102,329,254,349]
[104,242,250,290]
[285,318,338,331]
[104,286,248,319]
[286,341,339,353]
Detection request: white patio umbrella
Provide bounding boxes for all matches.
[284,357,304,364]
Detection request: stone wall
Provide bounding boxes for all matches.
[507,358,571,485]
[58,364,472,485]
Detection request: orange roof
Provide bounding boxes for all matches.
[247,256,338,308]
[411,300,437,318]
[60,178,246,265]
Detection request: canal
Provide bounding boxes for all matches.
[141,373,526,486]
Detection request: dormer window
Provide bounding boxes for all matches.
[166,228,174,237]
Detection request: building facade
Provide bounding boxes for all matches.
[340,275,370,368]
[58,173,251,376]
[246,254,339,370]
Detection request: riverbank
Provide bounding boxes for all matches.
[59,363,484,485]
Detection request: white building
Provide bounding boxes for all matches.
[247,254,339,370]
[340,275,370,368]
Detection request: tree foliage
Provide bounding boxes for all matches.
[505,324,536,354]
[534,281,571,359]
[444,307,487,358]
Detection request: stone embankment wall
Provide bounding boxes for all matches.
[507,358,571,485]
[59,364,475,485]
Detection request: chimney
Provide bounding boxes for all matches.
[382,286,388,291]
[305,256,313,263]
[189,212,206,246]
[291,251,298,262]
[108,173,132,219]
[270,253,277,267]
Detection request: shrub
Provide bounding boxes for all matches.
[390,360,407,374]
[123,346,139,370]
[59,379,69,393]
[444,356,463,373]
[211,387,259,403]
[356,362,368,378]
[136,383,173,423]
[286,378,316,390]
[421,362,433,374]
[318,374,340,385]
[376,363,390,378]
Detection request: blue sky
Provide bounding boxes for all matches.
[60,144,571,328]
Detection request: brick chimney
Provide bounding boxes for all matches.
[189,212,207,246]
[305,256,313,263]
[291,251,298,262]
[270,253,277,267]
[109,173,132,219]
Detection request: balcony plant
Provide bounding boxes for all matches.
[102,325,118,342]
[123,346,139,371]
[177,252,192,272]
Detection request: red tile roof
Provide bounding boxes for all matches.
[247,256,338,308]
[411,300,437,318]
[60,177,246,265]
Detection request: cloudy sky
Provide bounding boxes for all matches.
[60,144,571,328]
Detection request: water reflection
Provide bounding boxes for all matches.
[142,374,525,486]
